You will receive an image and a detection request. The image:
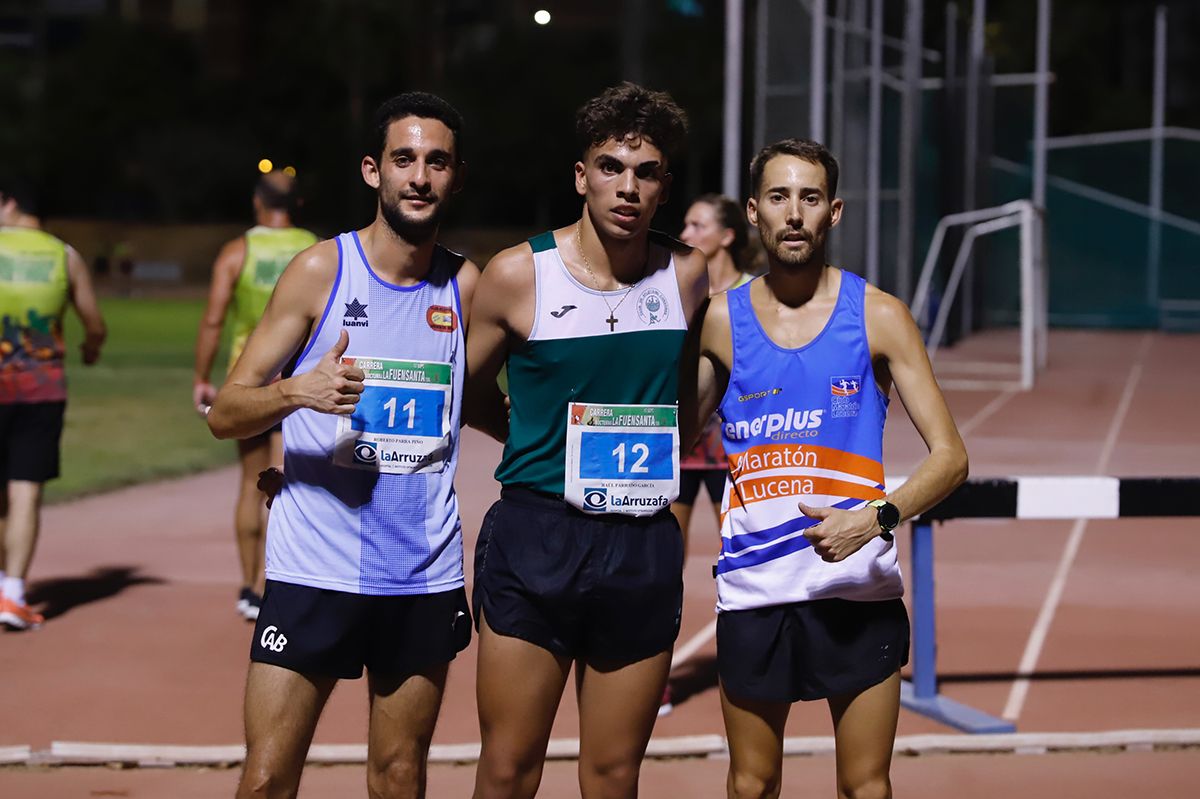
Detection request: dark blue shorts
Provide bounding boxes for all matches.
[473,488,684,664]
[718,597,910,703]
[250,580,471,680]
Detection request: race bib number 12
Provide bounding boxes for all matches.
[564,402,679,516]
[333,357,452,474]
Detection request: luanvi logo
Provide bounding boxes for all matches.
[550,305,578,318]
[344,298,369,327]
[260,625,288,652]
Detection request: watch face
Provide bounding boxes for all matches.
[877,502,901,530]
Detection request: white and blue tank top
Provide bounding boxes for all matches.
[715,270,904,611]
[265,231,466,595]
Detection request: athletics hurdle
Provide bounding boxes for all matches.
[901,476,1197,733]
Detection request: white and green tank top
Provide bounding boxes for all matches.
[495,230,689,501]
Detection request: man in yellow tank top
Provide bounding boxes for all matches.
[192,170,317,621]
[0,182,106,630]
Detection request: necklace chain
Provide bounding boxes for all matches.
[576,225,635,329]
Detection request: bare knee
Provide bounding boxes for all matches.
[728,767,782,799]
[237,756,300,799]
[475,747,545,799]
[839,776,891,799]
[579,756,641,799]
[367,752,425,799]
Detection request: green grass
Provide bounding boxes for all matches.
[51,297,235,502]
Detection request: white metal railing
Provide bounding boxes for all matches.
[909,200,1046,391]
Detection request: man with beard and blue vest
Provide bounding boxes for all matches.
[208,92,478,799]
[687,139,968,799]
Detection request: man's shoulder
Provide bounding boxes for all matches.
[283,238,340,281]
[862,282,912,323]
[481,240,536,289]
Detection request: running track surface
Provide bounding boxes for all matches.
[2,330,1198,797]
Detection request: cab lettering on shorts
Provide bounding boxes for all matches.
[426,305,458,333]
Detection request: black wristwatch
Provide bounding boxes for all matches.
[867,499,900,541]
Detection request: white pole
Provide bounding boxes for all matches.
[810,0,828,141]
[1032,0,1051,208]
[1148,4,1166,308]
[722,0,745,199]
[866,0,883,286]
[897,0,923,301]
[1033,0,1052,369]
[753,0,768,152]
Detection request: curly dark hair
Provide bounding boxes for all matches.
[575,82,689,164]
[749,138,839,197]
[370,92,465,163]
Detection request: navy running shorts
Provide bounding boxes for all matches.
[250,580,471,679]
[473,487,684,664]
[718,597,910,703]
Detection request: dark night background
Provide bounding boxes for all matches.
[1,0,1197,237]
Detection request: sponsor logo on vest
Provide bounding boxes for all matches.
[550,304,578,318]
[738,388,784,402]
[426,305,458,332]
[344,298,369,327]
[637,288,668,325]
[354,440,378,464]
[260,625,288,652]
[583,487,608,510]
[725,408,824,442]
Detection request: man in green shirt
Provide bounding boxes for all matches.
[192,170,317,621]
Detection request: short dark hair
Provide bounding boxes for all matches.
[749,138,839,198]
[692,193,751,271]
[575,82,688,164]
[370,92,465,162]
[255,171,300,213]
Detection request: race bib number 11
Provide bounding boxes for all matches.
[333,357,452,474]
[564,402,679,516]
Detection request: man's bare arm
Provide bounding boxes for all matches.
[193,237,244,413]
[463,246,531,443]
[65,246,106,365]
[681,295,731,453]
[867,290,969,519]
[207,241,365,440]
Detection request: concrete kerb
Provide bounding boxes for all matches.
[3,730,1195,769]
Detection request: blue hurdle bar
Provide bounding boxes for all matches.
[897,476,1198,734]
[901,520,1016,733]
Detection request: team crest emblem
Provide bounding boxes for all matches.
[636,288,668,325]
[426,305,457,332]
[830,376,861,397]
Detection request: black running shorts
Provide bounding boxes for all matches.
[0,401,66,482]
[718,597,910,703]
[250,580,472,679]
[473,487,684,663]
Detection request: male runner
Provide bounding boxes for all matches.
[0,182,106,630]
[193,170,317,621]
[688,139,968,799]
[207,92,476,799]
[464,82,708,799]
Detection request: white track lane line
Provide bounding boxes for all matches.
[671,619,718,668]
[958,388,1019,438]
[1001,334,1150,721]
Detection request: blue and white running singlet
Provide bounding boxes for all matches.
[715,271,904,611]
[266,231,466,595]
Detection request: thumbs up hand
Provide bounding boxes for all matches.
[293,330,365,415]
